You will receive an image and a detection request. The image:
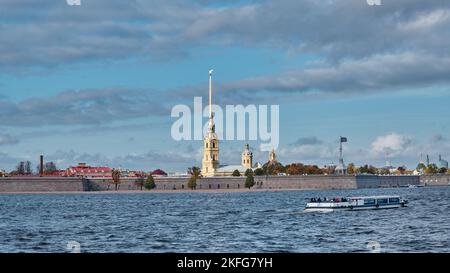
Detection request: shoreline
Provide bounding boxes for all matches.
[0,188,325,195]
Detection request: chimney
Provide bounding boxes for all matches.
[40,155,44,177]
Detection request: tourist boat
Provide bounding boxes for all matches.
[304,195,408,212]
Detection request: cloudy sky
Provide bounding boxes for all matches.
[1,0,450,172]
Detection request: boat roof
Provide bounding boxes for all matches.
[349,195,400,199]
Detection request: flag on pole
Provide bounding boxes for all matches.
[340,137,347,143]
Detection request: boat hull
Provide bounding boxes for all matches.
[304,196,408,212]
[304,204,404,212]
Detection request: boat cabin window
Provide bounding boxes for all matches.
[364,199,376,205]
[389,198,400,203]
[376,198,388,205]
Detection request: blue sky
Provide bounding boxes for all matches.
[1,0,450,172]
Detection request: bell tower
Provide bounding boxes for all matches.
[201,69,219,177]
[242,144,253,169]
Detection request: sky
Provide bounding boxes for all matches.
[1,0,450,172]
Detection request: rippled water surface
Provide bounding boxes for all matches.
[0,187,449,252]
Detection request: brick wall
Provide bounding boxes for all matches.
[0,174,434,193]
[0,177,86,192]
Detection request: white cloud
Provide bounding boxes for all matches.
[370,133,413,156]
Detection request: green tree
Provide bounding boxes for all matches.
[232,169,241,176]
[358,164,369,173]
[111,169,121,191]
[438,167,448,174]
[135,176,145,190]
[244,168,253,177]
[254,168,264,176]
[145,175,156,190]
[188,166,201,178]
[397,166,407,175]
[245,174,255,189]
[416,163,426,171]
[187,175,197,190]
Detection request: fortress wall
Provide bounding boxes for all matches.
[355,175,420,188]
[421,175,450,186]
[84,177,247,191]
[257,175,357,190]
[0,174,437,192]
[0,177,86,192]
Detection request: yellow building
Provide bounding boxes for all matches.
[201,70,259,177]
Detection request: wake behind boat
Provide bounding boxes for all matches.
[304,195,408,212]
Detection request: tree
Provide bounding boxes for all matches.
[273,165,286,175]
[186,166,200,190]
[358,164,377,174]
[286,163,305,175]
[397,166,406,175]
[377,168,390,175]
[305,165,323,175]
[145,175,156,190]
[244,168,253,177]
[111,169,121,191]
[25,161,32,175]
[16,162,25,175]
[425,164,438,175]
[232,169,241,176]
[37,162,58,175]
[254,168,264,176]
[188,166,201,178]
[416,163,426,171]
[347,163,355,175]
[15,161,32,175]
[187,175,197,190]
[245,174,255,189]
[438,167,448,174]
[135,176,145,191]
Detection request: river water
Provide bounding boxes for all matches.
[0,186,449,253]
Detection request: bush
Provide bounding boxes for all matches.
[232,169,241,176]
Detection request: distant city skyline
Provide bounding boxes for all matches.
[1,0,450,172]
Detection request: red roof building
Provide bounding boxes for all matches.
[66,163,112,178]
[151,169,168,177]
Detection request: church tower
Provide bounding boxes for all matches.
[269,148,277,162]
[202,69,219,177]
[242,144,253,169]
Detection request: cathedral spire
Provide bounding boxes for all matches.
[209,69,214,119]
